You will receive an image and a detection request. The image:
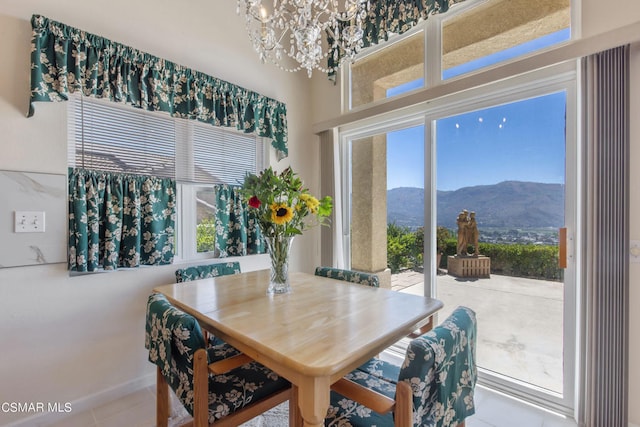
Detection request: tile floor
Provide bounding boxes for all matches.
[44,381,578,427]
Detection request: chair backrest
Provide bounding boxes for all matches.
[175,261,241,283]
[314,266,380,287]
[397,306,477,427]
[146,293,293,426]
[145,293,206,416]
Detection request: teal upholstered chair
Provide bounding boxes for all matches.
[324,306,477,427]
[145,293,293,427]
[314,266,380,287]
[175,261,241,346]
[175,261,241,283]
[315,266,433,335]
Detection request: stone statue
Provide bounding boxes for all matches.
[456,210,479,257]
[456,210,469,256]
[467,212,479,256]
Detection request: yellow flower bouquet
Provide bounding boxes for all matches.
[241,167,332,293]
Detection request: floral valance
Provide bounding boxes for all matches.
[29,14,288,159]
[328,0,467,80]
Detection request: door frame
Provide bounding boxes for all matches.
[423,65,580,416]
[338,61,581,417]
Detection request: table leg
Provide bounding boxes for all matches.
[296,376,330,427]
[289,385,303,427]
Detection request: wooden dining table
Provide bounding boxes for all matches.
[153,269,443,427]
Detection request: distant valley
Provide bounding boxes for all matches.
[387,181,565,231]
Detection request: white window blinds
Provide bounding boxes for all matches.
[68,96,263,184]
[190,121,261,185]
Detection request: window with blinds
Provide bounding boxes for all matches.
[67,95,266,259]
[67,95,263,185]
[191,124,262,185]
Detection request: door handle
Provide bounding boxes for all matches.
[559,227,567,269]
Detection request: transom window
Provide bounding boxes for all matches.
[346,0,572,111]
[442,0,571,79]
[349,31,425,109]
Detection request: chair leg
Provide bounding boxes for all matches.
[193,349,209,427]
[408,316,434,338]
[394,381,413,427]
[156,366,170,427]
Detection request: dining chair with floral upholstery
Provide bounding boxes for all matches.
[175,261,241,283]
[314,266,435,336]
[324,306,477,427]
[175,262,241,345]
[145,293,296,427]
[314,266,380,287]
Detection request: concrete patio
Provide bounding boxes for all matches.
[392,270,564,393]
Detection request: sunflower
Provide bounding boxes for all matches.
[270,202,294,225]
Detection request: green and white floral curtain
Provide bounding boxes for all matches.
[328,0,467,80]
[68,168,176,272]
[213,185,264,257]
[29,14,288,159]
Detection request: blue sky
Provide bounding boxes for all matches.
[386,29,570,190]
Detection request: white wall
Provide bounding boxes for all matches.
[0,1,320,425]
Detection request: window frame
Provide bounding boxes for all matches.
[342,0,577,113]
[339,59,580,417]
[67,95,267,264]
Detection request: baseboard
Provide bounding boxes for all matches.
[3,373,155,427]
[630,423,640,427]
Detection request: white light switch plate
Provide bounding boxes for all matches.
[14,211,45,233]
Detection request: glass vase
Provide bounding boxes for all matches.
[264,234,293,294]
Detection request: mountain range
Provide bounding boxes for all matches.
[387,181,565,229]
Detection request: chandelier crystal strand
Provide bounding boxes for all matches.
[237,0,367,77]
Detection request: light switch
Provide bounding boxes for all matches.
[14,211,46,233]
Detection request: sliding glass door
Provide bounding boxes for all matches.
[340,67,578,415]
[343,119,425,282]
[429,88,577,413]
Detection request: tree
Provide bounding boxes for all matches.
[196,217,216,253]
[437,226,451,254]
[387,223,419,273]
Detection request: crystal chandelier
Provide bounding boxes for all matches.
[236,0,368,77]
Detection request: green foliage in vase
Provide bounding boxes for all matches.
[241,167,333,238]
